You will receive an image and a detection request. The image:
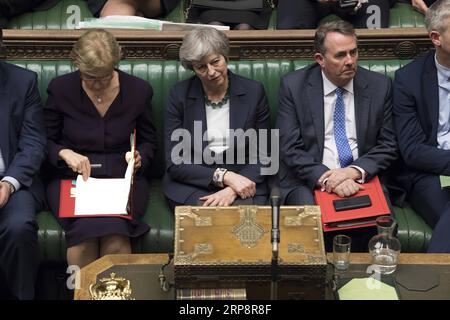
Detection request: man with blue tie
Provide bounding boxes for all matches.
[276,20,397,249]
[393,0,450,253]
[0,29,46,299]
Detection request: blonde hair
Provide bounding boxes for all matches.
[70,29,122,75]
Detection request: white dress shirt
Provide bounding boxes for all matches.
[321,72,366,182]
[205,100,230,154]
[0,149,21,192]
[435,55,450,150]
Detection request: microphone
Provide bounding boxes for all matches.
[270,187,281,259]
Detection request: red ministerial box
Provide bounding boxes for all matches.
[314,176,390,232]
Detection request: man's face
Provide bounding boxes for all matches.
[314,32,358,87]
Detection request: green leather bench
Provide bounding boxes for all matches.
[7,0,425,29]
[7,59,431,266]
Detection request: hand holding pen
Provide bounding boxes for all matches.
[58,148,102,181]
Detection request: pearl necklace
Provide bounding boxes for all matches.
[96,96,103,103]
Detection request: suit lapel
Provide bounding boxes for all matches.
[229,72,249,131]
[0,64,10,167]
[422,54,439,144]
[307,68,325,154]
[187,76,208,152]
[353,69,370,155]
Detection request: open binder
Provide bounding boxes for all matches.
[58,131,136,219]
[314,176,390,232]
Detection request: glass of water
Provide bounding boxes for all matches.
[333,235,351,271]
[368,216,401,274]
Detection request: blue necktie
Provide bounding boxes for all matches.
[334,87,354,168]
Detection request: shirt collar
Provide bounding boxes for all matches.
[435,54,450,87]
[322,71,354,96]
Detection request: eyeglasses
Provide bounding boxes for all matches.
[80,73,114,84]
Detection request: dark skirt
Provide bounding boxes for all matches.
[47,175,150,247]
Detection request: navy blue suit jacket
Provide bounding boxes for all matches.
[393,51,450,192]
[164,71,270,204]
[0,61,46,204]
[277,63,398,194]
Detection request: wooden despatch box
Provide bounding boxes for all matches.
[174,205,327,299]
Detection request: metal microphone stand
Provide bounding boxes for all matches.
[270,242,279,300]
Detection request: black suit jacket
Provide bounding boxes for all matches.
[277,63,398,195]
[0,61,46,205]
[393,51,450,193]
[163,71,270,204]
[44,69,157,179]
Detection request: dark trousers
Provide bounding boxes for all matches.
[0,189,40,299]
[276,0,390,29]
[408,174,450,253]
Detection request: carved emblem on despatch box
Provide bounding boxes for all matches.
[232,206,266,248]
[89,273,134,300]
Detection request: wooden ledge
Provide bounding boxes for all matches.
[2,28,431,60]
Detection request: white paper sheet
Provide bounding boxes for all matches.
[74,157,134,216]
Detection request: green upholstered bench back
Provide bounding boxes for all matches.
[10,59,415,178]
[9,59,413,178]
[7,0,424,29]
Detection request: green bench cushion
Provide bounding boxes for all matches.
[8,0,425,29]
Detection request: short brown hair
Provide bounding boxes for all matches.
[70,28,121,75]
[314,20,357,55]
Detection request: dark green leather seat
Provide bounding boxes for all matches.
[9,59,431,260]
[7,0,424,29]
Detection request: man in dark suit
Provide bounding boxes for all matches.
[0,29,47,299]
[393,0,450,253]
[276,20,397,249]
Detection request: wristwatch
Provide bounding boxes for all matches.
[213,168,227,188]
[2,180,15,194]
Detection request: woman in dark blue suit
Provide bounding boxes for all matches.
[44,29,157,268]
[164,27,270,209]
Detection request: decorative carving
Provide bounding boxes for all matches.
[2,29,433,61]
[195,216,212,226]
[89,273,134,300]
[194,243,213,255]
[285,215,303,226]
[394,41,419,59]
[232,206,266,248]
[287,243,305,253]
[307,255,327,265]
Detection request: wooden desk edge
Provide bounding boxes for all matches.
[75,253,450,300]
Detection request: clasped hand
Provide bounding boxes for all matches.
[318,167,364,197]
[223,171,256,199]
[199,171,256,207]
[199,187,237,207]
